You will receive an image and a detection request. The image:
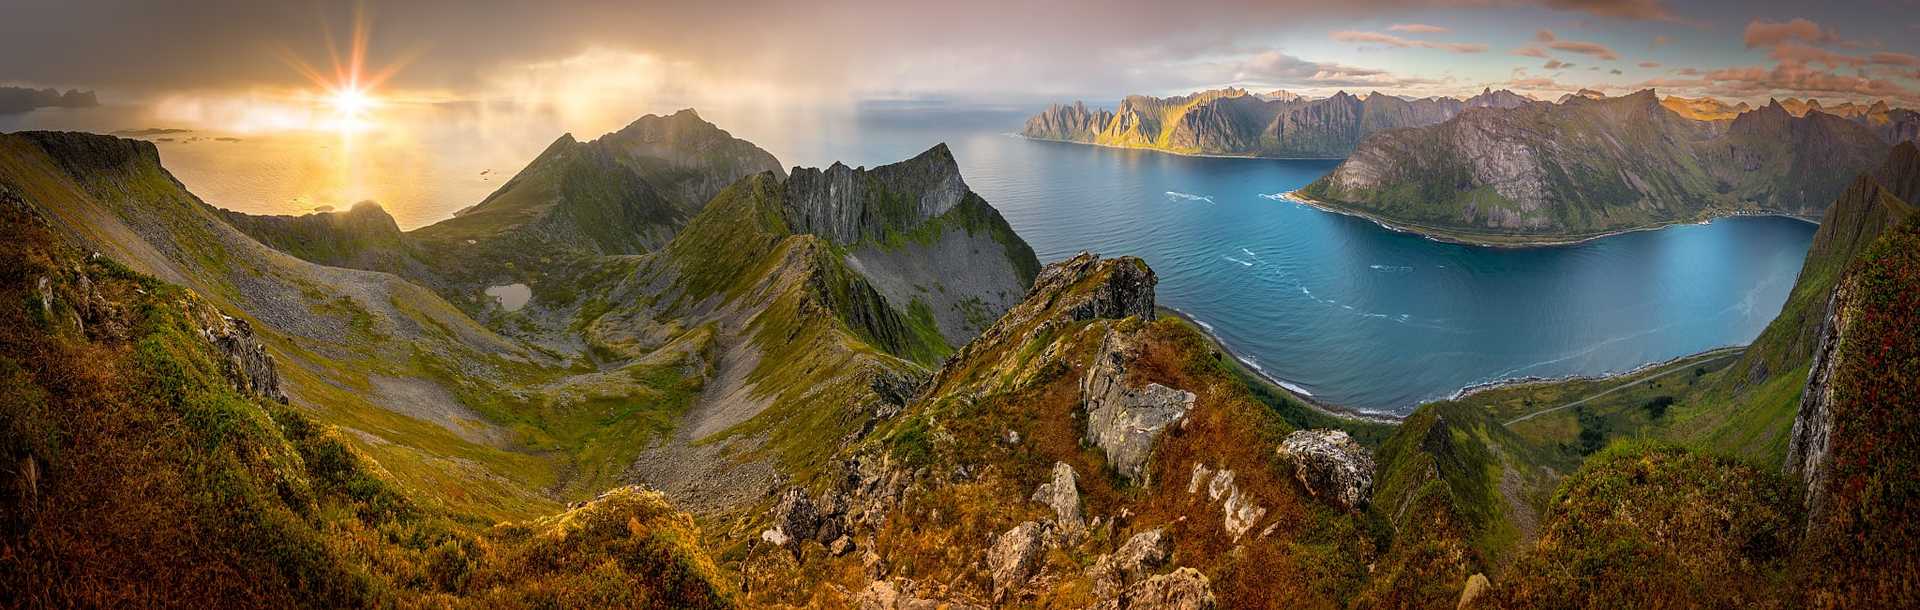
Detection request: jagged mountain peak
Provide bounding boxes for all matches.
[782,143,969,245]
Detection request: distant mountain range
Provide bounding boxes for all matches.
[1022,87,1530,158]
[1297,89,1916,243]
[0,86,97,114]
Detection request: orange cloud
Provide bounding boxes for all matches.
[1534,29,1620,60]
[1388,23,1449,33]
[1743,18,1847,48]
[1330,30,1487,53]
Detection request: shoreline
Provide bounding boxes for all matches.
[1280,190,1821,249]
[1448,345,1747,401]
[1161,304,1754,424]
[1015,134,1346,161]
[1160,306,1402,424]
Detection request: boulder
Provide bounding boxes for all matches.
[1031,461,1084,535]
[1083,329,1195,485]
[1094,567,1216,610]
[1091,528,1172,598]
[181,298,288,404]
[1277,429,1376,511]
[987,521,1051,601]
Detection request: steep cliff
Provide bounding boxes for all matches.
[1023,88,1479,158]
[1301,90,1892,242]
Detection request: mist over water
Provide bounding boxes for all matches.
[4,105,1817,414]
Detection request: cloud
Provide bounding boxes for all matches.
[1871,52,1920,67]
[1769,42,1866,68]
[1512,47,1550,58]
[1638,61,1660,68]
[1743,18,1853,49]
[1534,0,1674,21]
[1388,23,1450,33]
[1330,30,1487,53]
[1610,68,1623,74]
[1226,50,1441,89]
[1545,59,1572,69]
[1651,35,1670,48]
[1534,29,1620,60]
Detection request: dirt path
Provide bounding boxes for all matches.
[1503,350,1743,427]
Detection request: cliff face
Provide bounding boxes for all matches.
[782,143,968,244]
[1303,90,1892,240]
[1023,88,1484,158]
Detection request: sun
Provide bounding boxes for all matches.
[326,86,376,120]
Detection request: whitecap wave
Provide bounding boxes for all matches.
[1223,255,1253,267]
[1165,191,1215,204]
[1275,379,1314,397]
[1369,264,1414,273]
[1258,192,1289,201]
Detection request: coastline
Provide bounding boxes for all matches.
[1159,306,1402,424]
[1449,345,1747,401]
[1163,302,1755,424]
[1281,189,1821,249]
[1016,134,1346,161]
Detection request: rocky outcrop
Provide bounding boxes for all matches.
[1031,462,1084,535]
[181,298,288,404]
[1187,465,1267,540]
[1091,528,1173,599]
[1032,251,1157,323]
[1277,429,1376,511]
[1093,567,1216,610]
[1083,329,1194,485]
[857,578,985,610]
[1024,102,1115,144]
[761,453,913,556]
[987,521,1052,601]
[1785,283,1850,525]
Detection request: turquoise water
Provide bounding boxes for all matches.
[750,110,1817,414]
[8,105,1817,414]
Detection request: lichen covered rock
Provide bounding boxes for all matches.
[1278,429,1376,511]
[1083,329,1194,485]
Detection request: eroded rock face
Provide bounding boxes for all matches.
[1094,567,1216,610]
[1277,429,1376,511]
[182,298,288,404]
[762,453,913,555]
[1786,283,1851,525]
[783,144,968,245]
[988,521,1051,601]
[1083,329,1194,486]
[1032,461,1084,535]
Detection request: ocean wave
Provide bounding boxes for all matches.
[1258,192,1288,201]
[1369,264,1414,273]
[1223,255,1253,267]
[1240,247,1259,259]
[1165,191,1215,204]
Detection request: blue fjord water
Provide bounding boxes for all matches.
[24,103,1810,415]
[754,111,1817,414]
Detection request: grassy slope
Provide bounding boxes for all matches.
[0,201,732,608]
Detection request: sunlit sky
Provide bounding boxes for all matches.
[4,0,1918,137]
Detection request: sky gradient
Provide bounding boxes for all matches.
[4,0,1917,123]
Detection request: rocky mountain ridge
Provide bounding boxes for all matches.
[1298,89,1900,243]
[1023,87,1494,158]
